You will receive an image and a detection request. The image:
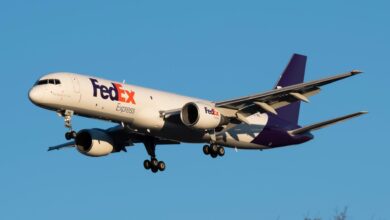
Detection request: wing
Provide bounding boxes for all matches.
[106,125,180,147]
[47,125,180,151]
[215,70,362,117]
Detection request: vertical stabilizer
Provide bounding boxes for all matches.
[274,54,307,125]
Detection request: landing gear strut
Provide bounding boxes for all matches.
[61,110,77,140]
[203,144,225,158]
[143,139,166,173]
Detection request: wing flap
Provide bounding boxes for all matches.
[289,111,368,135]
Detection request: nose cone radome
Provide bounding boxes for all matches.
[28,87,41,104]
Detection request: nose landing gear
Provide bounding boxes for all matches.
[65,131,77,140]
[60,110,77,140]
[203,144,225,158]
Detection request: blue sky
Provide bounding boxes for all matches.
[0,0,389,219]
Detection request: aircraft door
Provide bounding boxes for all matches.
[71,75,81,102]
[72,76,80,93]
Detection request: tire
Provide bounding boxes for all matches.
[151,167,158,173]
[71,131,77,138]
[210,153,217,158]
[217,147,225,156]
[65,132,71,140]
[203,145,210,155]
[151,158,159,168]
[143,160,151,170]
[211,144,218,153]
[157,161,166,171]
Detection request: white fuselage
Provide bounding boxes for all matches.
[29,72,269,149]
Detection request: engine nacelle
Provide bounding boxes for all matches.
[180,102,228,130]
[75,129,114,157]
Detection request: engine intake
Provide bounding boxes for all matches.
[181,102,228,130]
[75,129,114,157]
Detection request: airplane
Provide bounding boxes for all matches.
[28,54,367,173]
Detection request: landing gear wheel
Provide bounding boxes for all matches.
[157,161,166,171]
[65,131,77,140]
[151,158,159,168]
[151,167,158,173]
[143,140,167,173]
[203,145,210,155]
[65,132,72,140]
[204,144,226,158]
[210,144,218,154]
[144,158,165,173]
[217,146,225,156]
[143,160,151,170]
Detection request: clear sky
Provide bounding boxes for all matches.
[0,0,388,219]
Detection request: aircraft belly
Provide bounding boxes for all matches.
[149,112,270,147]
[216,113,269,149]
[150,121,207,143]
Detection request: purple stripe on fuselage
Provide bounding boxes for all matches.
[251,113,313,148]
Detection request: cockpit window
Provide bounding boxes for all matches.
[35,79,61,85]
[36,80,47,85]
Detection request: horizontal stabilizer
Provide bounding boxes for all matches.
[289,111,367,135]
[48,141,75,151]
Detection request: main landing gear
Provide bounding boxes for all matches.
[143,139,166,173]
[61,110,77,140]
[203,144,225,158]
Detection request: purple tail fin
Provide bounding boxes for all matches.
[274,54,307,125]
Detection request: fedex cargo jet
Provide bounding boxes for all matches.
[28,54,367,173]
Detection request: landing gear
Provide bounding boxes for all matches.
[60,110,77,140]
[203,145,210,155]
[143,158,166,172]
[143,139,166,173]
[203,144,225,158]
[65,131,77,140]
[217,146,225,156]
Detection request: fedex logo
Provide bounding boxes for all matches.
[90,78,136,104]
[204,107,219,116]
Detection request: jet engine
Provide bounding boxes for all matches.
[75,129,114,157]
[180,102,228,130]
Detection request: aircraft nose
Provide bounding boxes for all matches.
[28,87,41,104]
